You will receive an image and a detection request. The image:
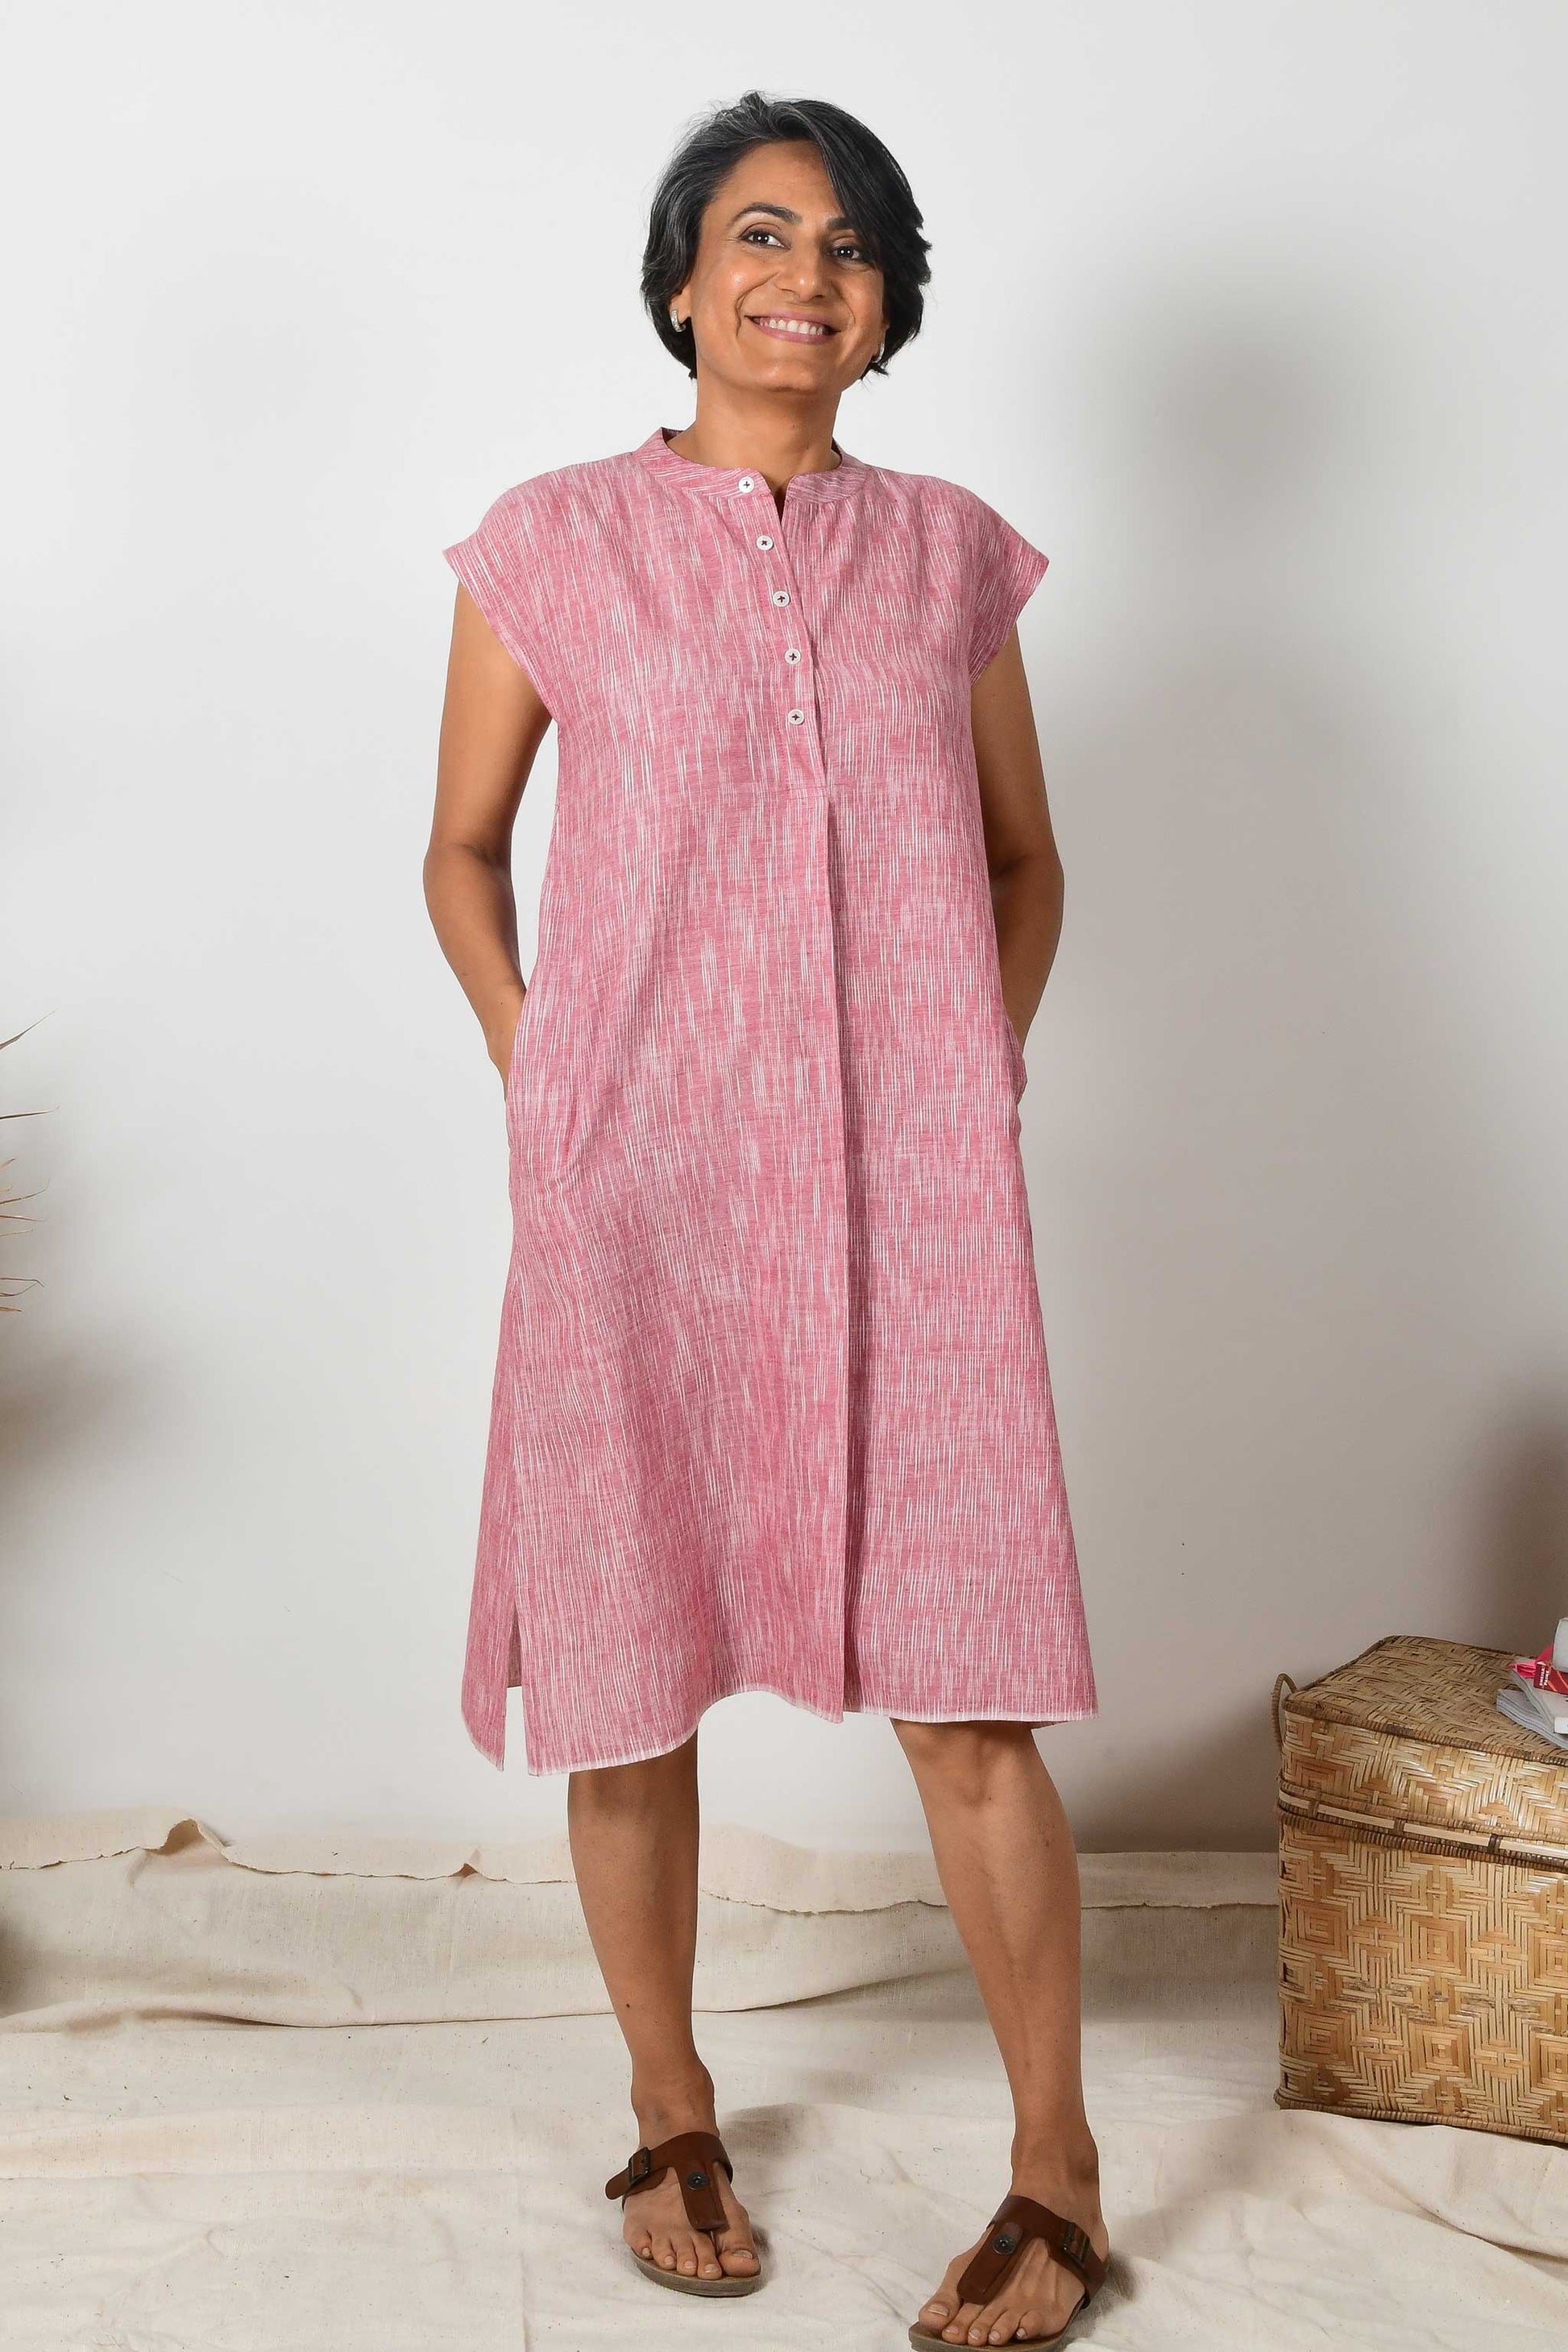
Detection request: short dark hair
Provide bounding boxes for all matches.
[642,90,931,381]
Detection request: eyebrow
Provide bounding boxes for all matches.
[725,201,858,234]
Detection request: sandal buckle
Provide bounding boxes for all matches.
[628,2146,653,2184]
[1059,2221,1090,2268]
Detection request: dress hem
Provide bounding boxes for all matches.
[516,1682,1101,1778]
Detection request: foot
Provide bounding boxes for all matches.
[620,2093,761,2284]
[915,2144,1108,2346]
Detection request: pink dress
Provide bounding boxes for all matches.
[443,424,1097,1774]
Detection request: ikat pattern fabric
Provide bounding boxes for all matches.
[442,425,1097,1773]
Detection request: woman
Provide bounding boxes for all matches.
[425,90,1109,2352]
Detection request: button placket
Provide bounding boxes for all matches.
[733,493,823,772]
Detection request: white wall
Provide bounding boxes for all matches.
[4,2,1565,1849]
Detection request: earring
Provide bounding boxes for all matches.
[670,308,687,332]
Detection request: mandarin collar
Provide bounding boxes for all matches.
[633,424,868,504]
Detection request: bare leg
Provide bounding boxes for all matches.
[566,1735,760,2281]
[894,1720,1108,2347]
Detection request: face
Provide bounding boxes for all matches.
[673,139,887,399]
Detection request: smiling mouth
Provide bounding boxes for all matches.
[746,313,836,343]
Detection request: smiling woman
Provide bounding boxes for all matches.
[642,89,930,386]
[657,135,891,471]
[425,86,1108,2350]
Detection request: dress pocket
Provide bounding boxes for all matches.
[1000,1008,1028,1099]
[504,989,533,1120]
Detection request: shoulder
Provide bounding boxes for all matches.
[458,446,652,541]
[856,461,1018,538]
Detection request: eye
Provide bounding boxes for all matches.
[832,239,869,263]
[740,226,786,247]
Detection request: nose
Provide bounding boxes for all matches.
[771,239,831,305]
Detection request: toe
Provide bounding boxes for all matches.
[651,2231,677,2271]
[674,2230,701,2276]
[942,2306,980,2345]
[1014,2315,1045,2343]
[712,2179,760,2277]
[978,2303,1019,2346]
[919,2260,964,2336]
[696,2232,724,2280]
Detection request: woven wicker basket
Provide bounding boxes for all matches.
[1274,1633,1568,2147]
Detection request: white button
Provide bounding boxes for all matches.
[784,647,801,664]
[737,475,756,492]
[756,534,774,550]
[786,707,807,725]
[772,589,790,607]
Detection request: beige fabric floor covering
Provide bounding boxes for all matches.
[1,1813,1565,2348]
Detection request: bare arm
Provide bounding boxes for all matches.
[424,584,554,1081]
[969,625,1065,1051]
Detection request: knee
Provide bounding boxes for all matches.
[891,1715,1037,1801]
[567,1737,695,1815]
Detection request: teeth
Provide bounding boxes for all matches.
[754,317,831,338]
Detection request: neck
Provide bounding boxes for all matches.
[668,380,842,492]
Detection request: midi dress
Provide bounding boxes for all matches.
[443,423,1098,1775]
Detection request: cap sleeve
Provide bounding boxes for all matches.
[443,483,565,716]
[965,492,1049,682]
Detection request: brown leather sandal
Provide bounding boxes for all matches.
[908,2192,1110,2349]
[604,2129,764,2297]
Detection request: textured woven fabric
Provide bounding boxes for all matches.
[442,424,1097,1775]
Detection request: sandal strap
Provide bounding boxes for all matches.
[604,2129,733,2238]
[956,2192,1107,2310]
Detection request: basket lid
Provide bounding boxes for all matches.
[1278,1634,1568,1858]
